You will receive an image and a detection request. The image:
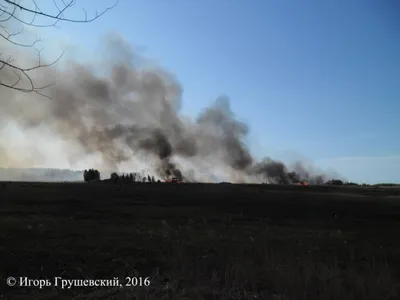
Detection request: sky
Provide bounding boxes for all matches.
[11,0,400,183]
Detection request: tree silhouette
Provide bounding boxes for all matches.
[0,0,117,97]
[83,168,100,182]
[94,169,100,180]
[110,172,119,183]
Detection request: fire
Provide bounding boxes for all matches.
[165,177,180,183]
[295,181,308,186]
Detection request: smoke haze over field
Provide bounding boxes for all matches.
[0,34,331,183]
[0,168,83,182]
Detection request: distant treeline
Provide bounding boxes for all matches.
[110,172,158,183]
[83,169,159,183]
[375,183,400,187]
[326,179,365,186]
[325,180,400,187]
[82,169,397,186]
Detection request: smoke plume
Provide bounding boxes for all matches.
[0,34,328,183]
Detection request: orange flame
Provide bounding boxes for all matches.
[295,181,308,186]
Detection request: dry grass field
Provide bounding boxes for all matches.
[1,182,400,299]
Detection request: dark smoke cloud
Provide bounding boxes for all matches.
[0,34,330,183]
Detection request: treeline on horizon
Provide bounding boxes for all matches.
[82,168,397,186]
[83,169,159,183]
[0,167,396,185]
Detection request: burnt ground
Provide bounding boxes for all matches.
[0,182,400,299]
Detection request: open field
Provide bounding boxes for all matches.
[1,182,400,299]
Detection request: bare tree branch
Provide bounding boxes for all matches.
[0,0,118,97]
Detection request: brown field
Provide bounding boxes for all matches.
[1,182,400,299]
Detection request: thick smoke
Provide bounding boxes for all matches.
[0,34,328,183]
